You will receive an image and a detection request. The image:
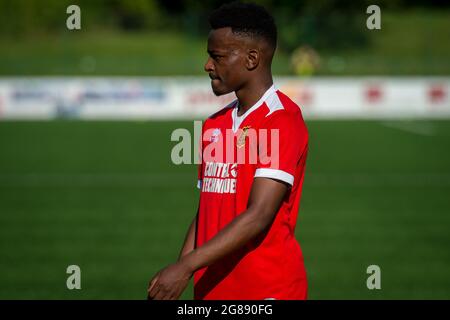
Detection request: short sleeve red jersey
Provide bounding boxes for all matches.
[195,85,308,300]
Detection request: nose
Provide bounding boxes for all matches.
[204,57,214,73]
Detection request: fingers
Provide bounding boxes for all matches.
[159,290,172,300]
[148,281,156,296]
[152,287,170,300]
[168,292,178,300]
[148,283,177,300]
[147,267,187,300]
[148,281,173,300]
[162,286,182,300]
[147,271,162,299]
[148,279,161,299]
[148,274,159,294]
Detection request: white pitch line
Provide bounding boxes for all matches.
[380,121,436,136]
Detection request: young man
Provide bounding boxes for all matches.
[148,2,309,300]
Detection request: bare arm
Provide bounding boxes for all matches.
[180,178,288,273]
[178,211,198,261]
[148,177,288,300]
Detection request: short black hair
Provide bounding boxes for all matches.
[208,1,277,50]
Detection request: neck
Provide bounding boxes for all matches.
[235,73,273,116]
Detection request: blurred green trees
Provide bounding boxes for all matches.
[0,0,448,75]
[1,0,447,50]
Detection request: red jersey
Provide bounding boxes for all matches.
[195,85,308,300]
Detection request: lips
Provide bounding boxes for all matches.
[209,74,220,80]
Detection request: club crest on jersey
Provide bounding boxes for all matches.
[237,126,251,148]
[210,128,221,142]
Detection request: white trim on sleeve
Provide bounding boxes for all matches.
[197,180,202,189]
[254,168,294,186]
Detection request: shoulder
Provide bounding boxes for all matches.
[207,99,236,121]
[262,90,307,133]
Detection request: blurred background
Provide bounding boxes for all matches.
[0,0,449,299]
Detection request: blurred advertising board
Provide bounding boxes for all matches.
[0,77,448,120]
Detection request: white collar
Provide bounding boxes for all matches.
[232,84,276,132]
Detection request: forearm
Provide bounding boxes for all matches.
[180,209,271,273]
[148,178,287,300]
[178,214,197,261]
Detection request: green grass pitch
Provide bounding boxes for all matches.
[0,119,449,299]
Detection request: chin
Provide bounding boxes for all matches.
[212,89,226,96]
[211,84,233,96]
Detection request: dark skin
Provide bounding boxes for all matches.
[147,27,288,300]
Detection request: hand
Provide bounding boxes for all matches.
[147,261,193,300]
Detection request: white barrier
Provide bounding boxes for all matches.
[0,77,448,120]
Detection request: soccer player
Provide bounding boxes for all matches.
[148,2,309,300]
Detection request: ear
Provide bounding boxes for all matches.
[246,49,260,70]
